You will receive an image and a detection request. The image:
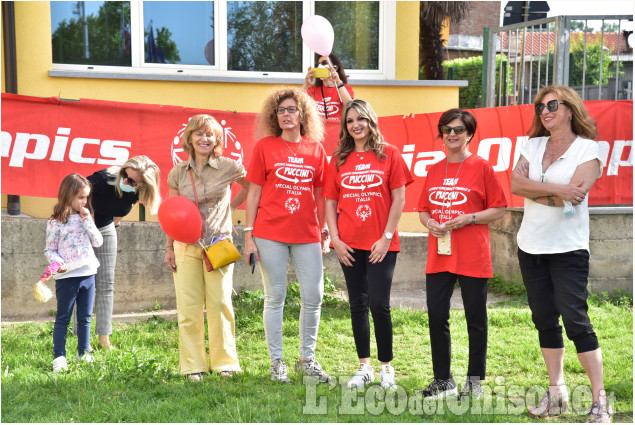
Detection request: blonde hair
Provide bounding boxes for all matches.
[333,99,386,170]
[529,85,598,140]
[109,155,162,215]
[51,173,93,224]
[256,87,325,142]
[181,114,224,158]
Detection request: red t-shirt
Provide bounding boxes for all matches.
[307,85,354,120]
[417,154,507,277]
[323,144,414,251]
[247,136,327,244]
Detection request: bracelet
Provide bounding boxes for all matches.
[471,213,476,224]
[548,183,553,197]
[337,83,345,89]
[426,218,436,229]
[244,227,254,232]
[165,246,174,251]
[321,228,329,235]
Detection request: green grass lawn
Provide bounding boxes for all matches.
[1,288,632,422]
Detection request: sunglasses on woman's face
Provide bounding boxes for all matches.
[440,125,466,135]
[121,169,139,187]
[535,99,565,115]
[317,60,337,69]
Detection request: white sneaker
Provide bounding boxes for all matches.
[347,363,375,389]
[77,352,94,363]
[270,359,290,383]
[52,356,68,372]
[380,365,397,390]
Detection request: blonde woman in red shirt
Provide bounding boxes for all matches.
[324,99,413,390]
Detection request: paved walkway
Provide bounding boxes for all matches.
[2,288,509,324]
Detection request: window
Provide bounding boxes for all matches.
[227,1,303,72]
[50,1,393,78]
[51,1,131,66]
[143,1,215,65]
[315,1,379,70]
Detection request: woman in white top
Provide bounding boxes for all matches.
[511,85,611,423]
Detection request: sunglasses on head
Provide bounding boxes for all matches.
[121,169,139,187]
[535,99,565,115]
[440,125,466,135]
[276,106,299,114]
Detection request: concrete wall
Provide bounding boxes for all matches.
[2,208,632,320]
[490,208,634,294]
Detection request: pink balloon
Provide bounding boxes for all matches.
[301,15,334,57]
[158,196,202,244]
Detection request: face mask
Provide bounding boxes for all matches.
[119,178,136,193]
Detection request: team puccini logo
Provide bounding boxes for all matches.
[317,96,342,118]
[429,179,468,207]
[356,205,372,221]
[341,174,383,191]
[285,197,301,214]
[171,118,243,166]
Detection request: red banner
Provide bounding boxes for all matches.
[1,93,632,210]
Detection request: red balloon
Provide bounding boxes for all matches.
[158,196,202,244]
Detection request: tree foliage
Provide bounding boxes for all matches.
[443,55,512,108]
[531,37,619,87]
[227,2,302,72]
[52,2,131,66]
[315,1,379,70]
[419,1,471,80]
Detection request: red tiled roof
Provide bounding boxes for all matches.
[499,31,630,55]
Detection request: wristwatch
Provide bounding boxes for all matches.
[384,232,394,240]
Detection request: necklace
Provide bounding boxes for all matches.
[283,138,302,156]
[545,134,576,158]
[354,149,367,160]
[440,155,468,223]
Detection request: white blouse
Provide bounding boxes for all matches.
[516,136,604,254]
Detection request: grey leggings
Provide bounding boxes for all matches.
[254,237,324,361]
[73,223,117,336]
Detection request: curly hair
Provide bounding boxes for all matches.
[51,173,93,224]
[333,99,386,170]
[529,85,598,140]
[181,114,224,158]
[256,87,325,142]
[108,155,162,215]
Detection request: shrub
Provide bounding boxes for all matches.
[441,55,512,109]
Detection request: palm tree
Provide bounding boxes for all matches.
[419,1,471,80]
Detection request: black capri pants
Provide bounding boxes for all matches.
[341,249,397,363]
[518,248,599,353]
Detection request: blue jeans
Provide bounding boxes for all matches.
[54,275,95,359]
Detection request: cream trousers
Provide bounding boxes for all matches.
[173,242,241,374]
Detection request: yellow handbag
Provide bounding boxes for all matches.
[203,238,242,270]
[188,169,242,271]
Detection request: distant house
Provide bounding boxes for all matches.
[498,30,633,100]
[444,1,501,60]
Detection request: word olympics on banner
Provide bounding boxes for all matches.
[1,93,632,209]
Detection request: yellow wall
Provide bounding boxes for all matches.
[395,1,420,80]
[4,1,456,232]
